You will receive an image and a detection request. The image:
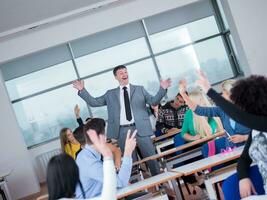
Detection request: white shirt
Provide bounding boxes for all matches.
[119,84,135,125]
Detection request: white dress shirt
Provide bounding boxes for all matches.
[119,84,135,125]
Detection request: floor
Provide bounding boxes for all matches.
[18,183,47,200]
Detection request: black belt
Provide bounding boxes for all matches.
[120,123,135,127]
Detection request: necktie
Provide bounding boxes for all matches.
[123,86,132,121]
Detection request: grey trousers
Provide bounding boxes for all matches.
[117,125,160,176]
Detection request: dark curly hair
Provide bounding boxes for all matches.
[230,75,267,116]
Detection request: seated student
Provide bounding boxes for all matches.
[180,88,223,143]
[156,93,188,136]
[179,79,251,148]
[196,72,267,199]
[73,126,122,170]
[76,118,137,198]
[47,130,116,200]
[60,128,80,159]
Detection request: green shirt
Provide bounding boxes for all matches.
[181,109,217,138]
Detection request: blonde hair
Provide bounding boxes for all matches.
[188,89,223,137]
[221,79,236,95]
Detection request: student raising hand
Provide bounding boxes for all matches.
[88,129,113,158]
[124,130,137,157]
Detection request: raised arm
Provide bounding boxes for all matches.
[73,80,107,107]
[87,131,116,200]
[196,70,267,132]
[74,104,84,127]
[179,79,197,111]
[207,89,267,132]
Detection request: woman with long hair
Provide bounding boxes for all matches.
[59,128,80,159]
[179,79,251,149]
[180,88,223,142]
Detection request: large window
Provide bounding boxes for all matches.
[0,0,238,148]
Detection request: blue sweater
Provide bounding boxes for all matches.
[195,105,251,146]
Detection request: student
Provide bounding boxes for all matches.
[180,88,223,142]
[46,130,116,200]
[59,128,80,159]
[73,126,122,171]
[75,118,137,198]
[196,72,267,199]
[179,79,251,149]
[156,93,188,136]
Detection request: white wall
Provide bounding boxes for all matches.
[223,0,267,76]
[0,71,40,199]
[29,139,61,183]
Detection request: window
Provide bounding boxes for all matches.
[76,38,150,77]
[13,85,89,147]
[149,16,219,53]
[5,61,76,101]
[1,0,238,147]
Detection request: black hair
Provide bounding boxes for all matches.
[73,126,86,145]
[113,65,127,76]
[83,118,106,144]
[46,154,85,200]
[230,75,267,116]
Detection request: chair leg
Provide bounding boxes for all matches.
[176,178,185,200]
[215,182,221,200]
[184,182,191,195]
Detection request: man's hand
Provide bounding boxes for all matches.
[179,79,187,93]
[160,78,172,89]
[74,104,80,118]
[239,178,257,198]
[124,130,137,157]
[73,80,84,91]
[88,130,112,158]
[195,70,211,94]
[229,134,248,143]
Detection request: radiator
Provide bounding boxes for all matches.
[36,148,61,180]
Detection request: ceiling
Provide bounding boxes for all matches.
[0,0,122,36]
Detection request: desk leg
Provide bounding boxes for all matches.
[204,179,217,200]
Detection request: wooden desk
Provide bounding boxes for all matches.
[152,128,181,143]
[172,146,243,176]
[117,171,183,199]
[133,131,225,166]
